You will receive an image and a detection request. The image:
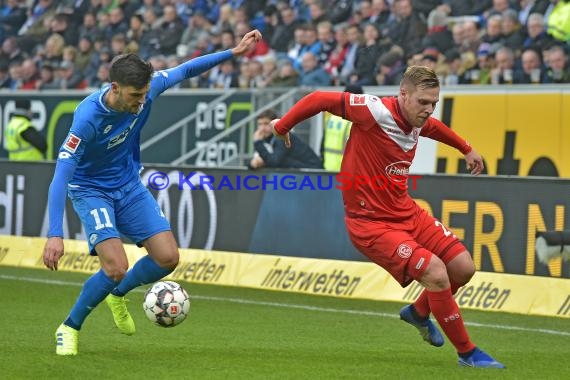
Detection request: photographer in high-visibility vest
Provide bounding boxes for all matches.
[4,99,46,160]
[322,84,363,171]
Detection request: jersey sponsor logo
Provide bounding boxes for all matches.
[108,118,137,149]
[385,161,411,183]
[349,94,366,106]
[58,151,72,159]
[63,133,81,153]
[397,243,413,259]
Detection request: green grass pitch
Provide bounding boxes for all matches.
[1,266,568,379]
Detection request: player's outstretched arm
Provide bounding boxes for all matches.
[271,91,345,149]
[150,30,262,96]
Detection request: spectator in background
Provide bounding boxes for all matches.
[375,46,406,85]
[8,59,22,89]
[316,21,336,66]
[3,99,46,160]
[40,33,64,68]
[515,47,546,83]
[481,14,504,45]
[491,46,517,83]
[299,51,332,86]
[211,58,239,88]
[325,24,350,82]
[249,109,323,170]
[37,62,60,89]
[350,22,389,85]
[307,0,330,26]
[1,35,24,64]
[523,12,555,51]
[88,62,110,88]
[329,0,354,24]
[321,84,363,172]
[291,23,321,72]
[338,24,362,85]
[0,0,27,43]
[270,5,300,55]
[544,44,570,82]
[442,0,494,16]
[268,59,299,87]
[19,58,39,89]
[501,9,525,52]
[50,12,78,47]
[75,36,95,74]
[518,0,550,26]
[17,0,57,53]
[157,4,184,56]
[421,9,454,56]
[384,0,426,58]
[0,60,12,88]
[57,60,87,89]
[78,12,100,42]
[464,43,494,84]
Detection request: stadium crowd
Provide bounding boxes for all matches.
[1,0,569,91]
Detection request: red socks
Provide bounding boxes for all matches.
[413,281,461,318]
[426,287,475,354]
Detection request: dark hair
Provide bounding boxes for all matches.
[257,109,279,120]
[109,53,153,88]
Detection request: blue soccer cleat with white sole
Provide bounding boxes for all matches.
[458,347,506,368]
[399,304,444,347]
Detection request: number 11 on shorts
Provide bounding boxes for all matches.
[90,208,114,230]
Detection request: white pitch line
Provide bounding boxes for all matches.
[1,273,569,337]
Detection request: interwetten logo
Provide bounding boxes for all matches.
[146,171,422,191]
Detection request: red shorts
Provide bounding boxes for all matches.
[345,205,466,287]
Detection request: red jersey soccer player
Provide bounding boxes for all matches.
[271,66,505,369]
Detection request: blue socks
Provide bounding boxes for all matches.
[111,256,173,297]
[64,269,118,330]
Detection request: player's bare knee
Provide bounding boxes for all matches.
[420,257,450,290]
[106,266,127,282]
[155,251,179,269]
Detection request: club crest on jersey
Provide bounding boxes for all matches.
[63,133,81,153]
[108,118,137,149]
[349,94,366,106]
[397,244,413,259]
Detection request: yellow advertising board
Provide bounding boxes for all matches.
[436,91,570,177]
[1,235,568,318]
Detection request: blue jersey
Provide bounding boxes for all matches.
[48,50,233,237]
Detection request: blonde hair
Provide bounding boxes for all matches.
[401,65,440,89]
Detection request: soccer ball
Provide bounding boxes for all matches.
[143,281,190,327]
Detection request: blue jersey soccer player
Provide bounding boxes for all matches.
[43,30,261,356]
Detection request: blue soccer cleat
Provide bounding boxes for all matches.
[399,304,445,347]
[458,347,506,368]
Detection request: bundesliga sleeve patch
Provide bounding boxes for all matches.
[63,133,81,153]
[349,94,366,106]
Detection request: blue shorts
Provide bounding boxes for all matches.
[69,180,171,255]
